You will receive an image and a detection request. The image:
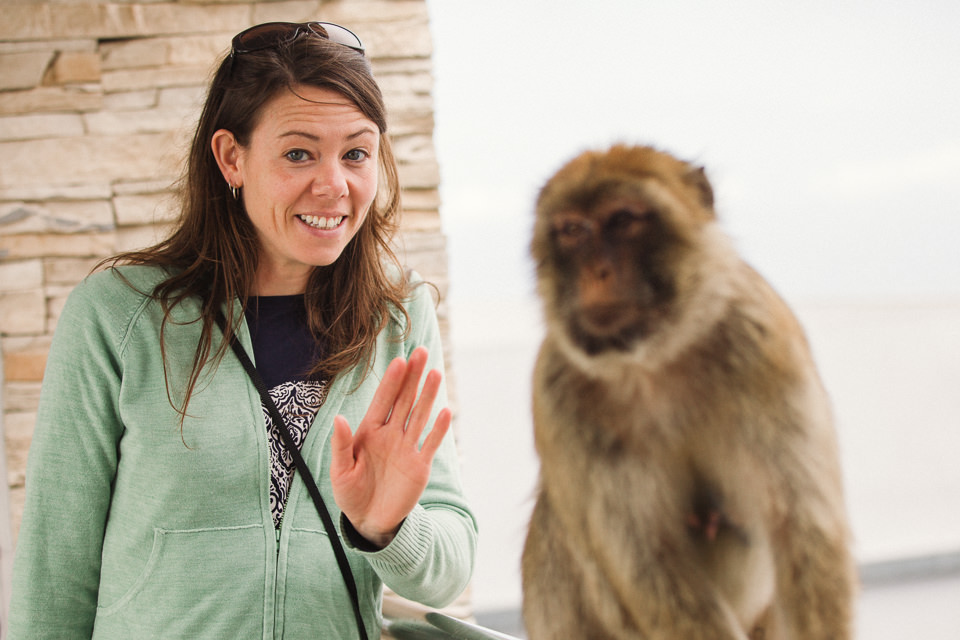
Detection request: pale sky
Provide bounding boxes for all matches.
[427,0,960,306]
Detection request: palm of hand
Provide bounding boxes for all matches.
[330,347,451,548]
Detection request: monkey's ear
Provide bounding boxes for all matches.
[686,166,715,210]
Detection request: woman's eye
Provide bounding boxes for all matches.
[285,149,309,163]
[344,148,369,162]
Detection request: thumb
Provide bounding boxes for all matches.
[330,415,355,478]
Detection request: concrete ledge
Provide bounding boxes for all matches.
[859,549,960,586]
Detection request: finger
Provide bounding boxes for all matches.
[329,415,356,478]
[419,407,452,460]
[388,347,429,428]
[364,356,408,426]
[403,368,443,444]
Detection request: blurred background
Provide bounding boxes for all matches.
[427,0,960,636]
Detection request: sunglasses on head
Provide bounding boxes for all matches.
[231,21,365,57]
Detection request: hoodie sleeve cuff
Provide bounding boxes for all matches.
[340,504,432,572]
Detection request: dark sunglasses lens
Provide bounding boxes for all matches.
[233,22,301,54]
[308,22,364,53]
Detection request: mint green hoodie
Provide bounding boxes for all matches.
[9,266,477,639]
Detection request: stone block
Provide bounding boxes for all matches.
[0,85,103,116]
[84,105,197,136]
[391,133,437,165]
[312,1,428,27]
[397,160,440,190]
[0,231,116,260]
[113,192,178,226]
[115,223,172,253]
[0,181,113,202]
[45,51,101,85]
[100,32,226,70]
[0,3,49,42]
[3,381,43,413]
[0,113,85,142]
[400,188,441,213]
[0,132,180,190]
[0,38,96,56]
[399,209,442,232]
[165,34,231,67]
[3,410,36,489]
[101,64,212,93]
[3,348,48,383]
[158,85,205,109]
[397,228,447,253]
[103,89,159,111]
[0,200,114,235]
[112,179,178,196]
[0,3,250,42]
[2,335,53,354]
[44,257,100,285]
[0,290,46,336]
[372,57,433,77]
[45,284,76,329]
[387,112,434,138]
[383,95,434,124]
[0,260,44,293]
[0,50,54,91]
[9,485,25,546]
[251,0,322,25]
[377,69,434,96]
[361,18,433,60]
[100,38,169,71]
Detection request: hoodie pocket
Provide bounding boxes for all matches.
[96,524,265,633]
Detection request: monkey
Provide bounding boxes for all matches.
[521,144,856,639]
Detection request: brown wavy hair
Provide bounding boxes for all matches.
[102,30,409,422]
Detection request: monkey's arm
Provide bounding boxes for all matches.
[768,402,857,639]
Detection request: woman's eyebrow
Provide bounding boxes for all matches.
[278,127,377,141]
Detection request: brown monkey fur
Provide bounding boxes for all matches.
[522,145,856,639]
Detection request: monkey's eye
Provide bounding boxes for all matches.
[606,208,650,236]
[552,219,592,248]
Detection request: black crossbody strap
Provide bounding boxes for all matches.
[215,310,369,640]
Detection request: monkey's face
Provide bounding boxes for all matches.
[544,192,679,355]
[532,145,717,359]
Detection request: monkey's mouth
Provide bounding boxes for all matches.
[567,305,650,355]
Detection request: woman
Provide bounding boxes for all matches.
[9,22,477,639]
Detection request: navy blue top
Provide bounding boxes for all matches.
[244,295,323,388]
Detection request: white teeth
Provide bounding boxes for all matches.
[299,215,343,230]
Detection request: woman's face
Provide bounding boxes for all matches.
[213,85,380,295]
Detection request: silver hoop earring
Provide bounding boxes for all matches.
[229,184,240,200]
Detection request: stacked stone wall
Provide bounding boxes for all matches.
[0,0,451,553]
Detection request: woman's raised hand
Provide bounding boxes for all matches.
[329,347,451,548]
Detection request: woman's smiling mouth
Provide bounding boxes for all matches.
[298,214,344,230]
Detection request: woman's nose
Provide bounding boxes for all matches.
[312,160,348,198]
